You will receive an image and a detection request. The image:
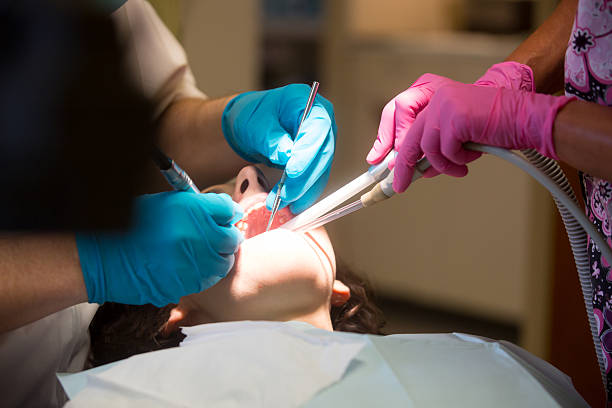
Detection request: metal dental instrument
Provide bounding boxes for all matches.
[151,146,200,194]
[266,81,320,232]
[283,155,431,233]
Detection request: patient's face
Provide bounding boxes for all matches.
[174,166,345,331]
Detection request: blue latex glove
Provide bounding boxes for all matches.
[76,192,244,306]
[221,84,337,214]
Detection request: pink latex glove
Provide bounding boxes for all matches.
[366,74,456,165]
[393,81,575,192]
[473,61,535,92]
[366,62,535,166]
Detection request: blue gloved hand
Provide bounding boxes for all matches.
[76,192,244,306]
[221,84,337,214]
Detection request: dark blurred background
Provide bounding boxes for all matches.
[0,0,155,230]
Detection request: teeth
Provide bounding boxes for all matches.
[235,202,267,234]
[245,201,265,217]
[235,220,248,233]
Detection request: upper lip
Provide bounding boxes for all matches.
[238,192,269,215]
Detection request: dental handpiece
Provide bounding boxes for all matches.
[152,146,200,194]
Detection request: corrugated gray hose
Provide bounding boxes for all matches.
[467,142,608,390]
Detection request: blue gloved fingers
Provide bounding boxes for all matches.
[266,135,333,213]
[264,130,333,212]
[278,86,335,137]
[188,253,235,296]
[277,84,313,131]
[196,193,244,226]
[284,105,333,177]
[230,201,245,224]
[211,253,235,282]
[265,124,294,167]
[264,107,334,211]
[265,183,281,211]
[288,165,331,214]
[187,206,244,255]
[208,223,244,256]
[279,127,334,203]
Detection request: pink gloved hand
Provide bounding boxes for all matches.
[393,81,575,192]
[366,74,456,165]
[366,62,535,166]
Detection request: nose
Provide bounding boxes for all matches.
[232,166,271,202]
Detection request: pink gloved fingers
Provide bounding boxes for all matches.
[421,128,470,178]
[393,116,426,193]
[388,155,397,169]
[392,151,417,193]
[367,87,432,165]
[419,116,462,175]
[367,100,396,164]
[391,87,432,153]
[422,88,482,169]
[369,74,457,165]
[474,62,535,92]
[421,167,441,178]
[441,135,483,166]
[423,150,469,177]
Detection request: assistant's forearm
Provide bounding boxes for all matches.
[156,96,248,188]
[554,100,612,180]
[506,0,577,94]
[0,234,88,333]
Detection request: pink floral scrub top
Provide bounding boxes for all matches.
[564,0,612,400]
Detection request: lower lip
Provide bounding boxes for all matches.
[235,203,294,239]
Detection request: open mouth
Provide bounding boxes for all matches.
[235,193,294,239]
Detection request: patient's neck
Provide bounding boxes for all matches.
[177,303,333,331]
[292,306,333,331]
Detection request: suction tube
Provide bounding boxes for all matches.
[522,150,607,390]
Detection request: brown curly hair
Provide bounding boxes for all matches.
[88,261,385,367]
[331,261,385,334]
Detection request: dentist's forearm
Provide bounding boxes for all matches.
[156,96,248,189]
[505,0,577,94]
[0,234,88,333]
[554,100,612,180]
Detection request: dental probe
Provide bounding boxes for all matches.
[151,146,200,194]
[266,81,320,232]
[291,157,431,233]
